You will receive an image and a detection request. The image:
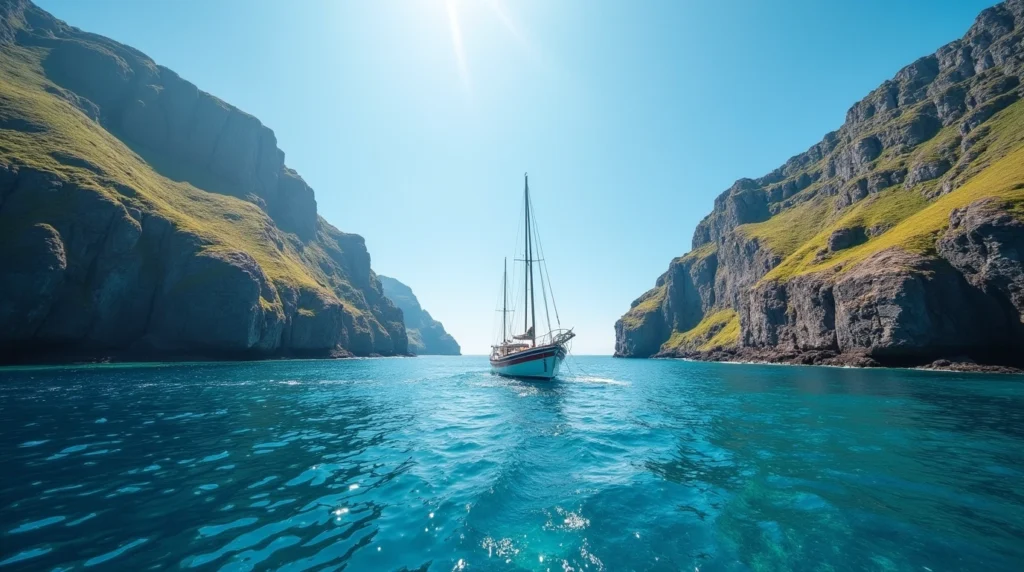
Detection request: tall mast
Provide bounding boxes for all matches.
[526,174,537,346]
[523,174,529,338]
[502,257,507,342]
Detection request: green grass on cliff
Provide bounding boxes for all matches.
[621,244,717,333]
[760,97,1024,283]
[681,242,717,262]
[0,45,330,302]
[661,308,739,353]
[620,284,665,328]
[760,185,928,281]
[737,194,834,259]
[738,90,1024,272]
[914,124,961,166]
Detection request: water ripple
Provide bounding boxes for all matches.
[1,357,1023,570]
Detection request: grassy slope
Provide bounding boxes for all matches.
[661,308,739,353]
[621,244,718,332]
[681,242,717,262]
[738,195,834,259]
[733,100,978,266]
[0,45,346,310]
[649,91,1024,350]
[762,98,1024,282]
[619,284,665,328]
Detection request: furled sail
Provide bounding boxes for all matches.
[513,326,534,340]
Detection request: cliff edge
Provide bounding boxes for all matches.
[616,0,1024,370]
[0,0,407,361]
[379,276,461,356]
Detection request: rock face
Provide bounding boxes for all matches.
[617,0,1024,368]
[0,0,407,362]
[379,276,461,355]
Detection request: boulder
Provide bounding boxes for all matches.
[905,159,951,187]
[827,226,867,252]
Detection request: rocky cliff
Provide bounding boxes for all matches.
[379,276,461,356]
[0,0,408,362]
[616,0,1024,369]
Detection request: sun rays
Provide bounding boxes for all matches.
[443,0,533,98]
[485,0,530,53]
[445,0,471,94]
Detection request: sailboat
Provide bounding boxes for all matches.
[490,174,575,379]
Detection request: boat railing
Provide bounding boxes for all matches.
[490,329,575,359]
[535,328,575,348]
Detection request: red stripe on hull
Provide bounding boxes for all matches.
[491,349,558,367]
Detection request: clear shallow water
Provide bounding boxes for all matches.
[1,357,1023,571]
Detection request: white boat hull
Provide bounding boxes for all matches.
[490,344,566,380]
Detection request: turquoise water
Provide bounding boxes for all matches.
[1,357,1023,571]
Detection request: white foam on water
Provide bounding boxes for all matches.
[569,376,628,386]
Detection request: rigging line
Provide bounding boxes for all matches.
[524,181,550,336]
[505,192,524,333]
[538,243,552,337]
[568,353,590,380]
[531,210,552,333]
[503,257,507,342]
[528,198,562,328]
[492,269,505,346]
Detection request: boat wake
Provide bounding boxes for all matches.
[567,375,629,386]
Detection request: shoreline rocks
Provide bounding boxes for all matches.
[660,347,1022,374]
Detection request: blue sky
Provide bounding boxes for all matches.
[38,0,997,355]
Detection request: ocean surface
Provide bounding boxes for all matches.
[1,356,1023,571]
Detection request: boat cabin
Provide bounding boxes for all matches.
[491,342,531,358]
